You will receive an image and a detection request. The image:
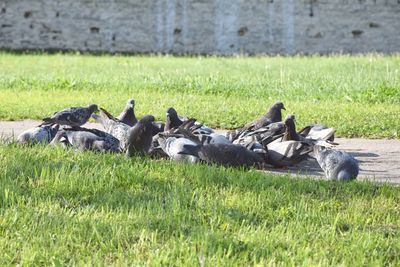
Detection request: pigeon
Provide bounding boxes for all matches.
[299,124,336,142]
[151,119,202,159]
[158,135,200,163]
[50,127,120,152]
[17,124,60,145]
[196,133,231,145]
[196,143,265,168]
[230,121,286,145]
[158,124,264,168]
[92,108,131,151]
[164,107,183,131]
[164,107,214,134]
[243,101,286,130]
[152,122,165,136]
[41,104,98,127]
[192,123,214,135]
[126,115,155,157]
[234,137,269,164]
[313,146,359,181]
[176,142,264,168]
[267,140,313,167]
[282,115,301,141]
[281,115,337,146]
[116,99,138,127]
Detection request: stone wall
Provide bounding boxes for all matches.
[0,0,399,54]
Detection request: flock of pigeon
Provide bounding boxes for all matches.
[16,100,359,181]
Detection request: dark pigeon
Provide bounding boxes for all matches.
[164,107,214,134]
[126,115,155,157]
[313,146,359,181]
[152,122,165,136]
[41,104,98,127]
[243,101,286,130]
[17,124,60,145]
[235,137,269,164]
[50,127,120,152]
[117,99,138,127]
[282,114,302,141]
[282,115,337,146]
[197,143,265,168]
[164,107,183,131]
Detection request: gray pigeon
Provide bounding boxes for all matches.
[196,133,231,145]
[150,119,202,159]
[92,108,131,151]
[41,104,98,127]
[17,124,60,145]
[313,146,359,181]
[157,135,200,163]
[50,127,120,152]
[243,101,286,130]
[116,99,138,126]
[126,115,155,157]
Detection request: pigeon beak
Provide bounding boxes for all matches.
[282,106,286,110]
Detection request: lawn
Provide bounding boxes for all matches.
[1,53,400,265]
[0,53,399,138]
[0,143,399,265]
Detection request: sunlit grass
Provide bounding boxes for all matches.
[0,143,399,265]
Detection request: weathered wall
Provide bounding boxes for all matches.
[0,0,399,54]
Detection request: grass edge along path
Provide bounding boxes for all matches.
[0,143,399,265]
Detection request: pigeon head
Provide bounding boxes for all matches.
[284,114,296,126]
[266,101,285,122]
[127,99,135,108]
[272,101,286,111]
[283,114,302,141]
[166,107,178,118]
[139,115,155,124]
[88,104,99,113]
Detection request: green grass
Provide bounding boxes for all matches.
[0,143,399,265]
[1,53,400,264]
[0,53,399,138]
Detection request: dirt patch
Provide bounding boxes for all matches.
[1,120,399,184]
